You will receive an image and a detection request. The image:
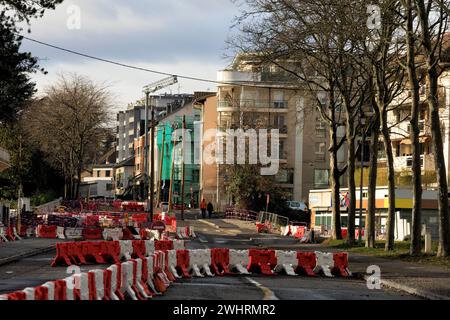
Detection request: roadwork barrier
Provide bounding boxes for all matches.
[2,247,351,300]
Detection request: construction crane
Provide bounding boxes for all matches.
[142,75,178,223]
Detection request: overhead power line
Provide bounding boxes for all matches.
[18,34,450,93]
[19,34,302,90]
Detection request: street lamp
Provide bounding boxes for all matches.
[358,111,366,243]
[143,76,178,224]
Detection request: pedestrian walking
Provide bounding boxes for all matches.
[207,202,214,218]
[200,198,207,219]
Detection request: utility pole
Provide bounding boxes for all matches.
[156,126,165,207]
[168,140,176,212]
[150,98,155,222]
[181,115,186,221]
[144,92,149,209]
[142,75,177,223]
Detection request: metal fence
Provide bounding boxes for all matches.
[257,211,289,232]
[224,207,259,221]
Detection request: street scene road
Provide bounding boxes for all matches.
[2,0,450,309]
[0,216,426,300]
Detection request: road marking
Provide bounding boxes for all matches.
[245,277,279,300]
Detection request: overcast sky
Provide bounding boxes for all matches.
[21,0,241,110]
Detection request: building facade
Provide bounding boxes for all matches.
[215,54,333,210]
[116,94,194,163]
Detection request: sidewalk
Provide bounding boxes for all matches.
[345,252,450,300]
[0,238,63,267]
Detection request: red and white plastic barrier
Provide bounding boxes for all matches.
[3,247,351,300]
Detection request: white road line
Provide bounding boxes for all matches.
[245,277,279,300]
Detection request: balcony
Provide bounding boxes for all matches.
[0,146,11,172]
[217,70,261,83]
[393,154,435,171]
[217,99,288,112]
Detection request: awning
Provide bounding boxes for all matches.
[400,137,429,144]
[400,139,411,144]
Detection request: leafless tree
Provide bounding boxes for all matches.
[414,0,450,256]
[22,74,112,199]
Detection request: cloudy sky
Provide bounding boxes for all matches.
[21,0,241,110]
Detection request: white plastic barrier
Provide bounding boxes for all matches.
[26,227,35,238]
[103,228,123,241]
[13,227,22,240]
[167,250,181,278]
[145,239,155,255]
[63,276,75,300]
[107,265,120,300]
[22,287,35,300]
[274,250,297,276]
[172,239,185,250]
[188,249,214,277]
[156,251,172,285]
[73,273,89,300]
[314,251,334,277]
[229,249,250,274]
[189,226,196,238]
[145,256,161,295]
[176,227,185,239]
[119,240,133,261]
[281,225,290,236]
[120,261,138,300]
[56,226,65,239]
[89,269,105,300]
[42,281,55,300]
[65,227,83,240]
[133,259,152,299]
[0,227,8,242]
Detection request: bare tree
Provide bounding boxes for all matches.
[414,0,450,256]
[22,74,112,199]
[229,0,383,240]
[400,0,423,255]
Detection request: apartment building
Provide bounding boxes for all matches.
[116,94,194,163]
[387,68,450,182]
[215,53,333,209]
[131,98,201,203]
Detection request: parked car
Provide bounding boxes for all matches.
[286,201,308,211]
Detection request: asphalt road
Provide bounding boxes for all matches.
[0,218,420,299]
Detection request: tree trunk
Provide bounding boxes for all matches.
[415,0,450,257]
[366,110,380,248]
[346,132,356,245]
[428,72,450,257]
[404,0,422,255]
[381,109,396,251]
[330,121,342,240]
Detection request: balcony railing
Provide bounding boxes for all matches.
[393,154,435,171]
[218,99,288,110]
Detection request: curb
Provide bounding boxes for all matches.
[363,275,450,300]
[0,245,56,267]
[198,219,221,229]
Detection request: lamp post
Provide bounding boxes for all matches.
[358,112,366,243]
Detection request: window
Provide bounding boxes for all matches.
[96,170,100,178]
[105,170,111,177]
[315,118,326,137]
[106,184,113,191]
[315,142,326,160]
[314,169,329,187]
